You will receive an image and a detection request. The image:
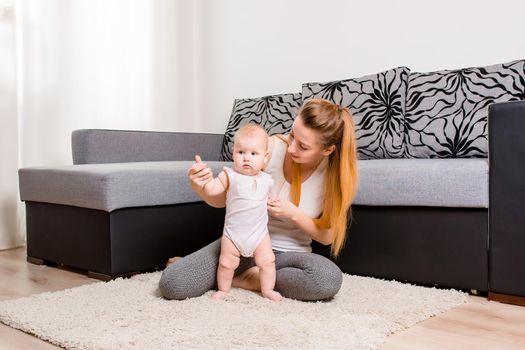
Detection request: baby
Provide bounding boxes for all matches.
[201,124,282,301]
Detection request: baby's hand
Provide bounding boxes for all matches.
[188,155,213,191]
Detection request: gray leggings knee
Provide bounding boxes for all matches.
[158,238,343,301]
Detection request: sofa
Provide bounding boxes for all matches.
[18,59,525,305]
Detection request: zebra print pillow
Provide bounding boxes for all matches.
[220,92,302,161]
[302,67,410,159]
[405,59,525,158]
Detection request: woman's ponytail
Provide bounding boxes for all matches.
[296,99,359,257]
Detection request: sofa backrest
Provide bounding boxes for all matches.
[221,59,525,160]
[220,68,410,161]
[220,93,302,161]
[73,129,224,164]
[302,66,409,159]
[405,59,525,158]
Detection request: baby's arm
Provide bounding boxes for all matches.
[202,170,229,196]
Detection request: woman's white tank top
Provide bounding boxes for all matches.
[265,137,326,252]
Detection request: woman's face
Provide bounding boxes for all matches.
[287,116,334,165]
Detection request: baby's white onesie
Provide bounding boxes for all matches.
[222,167,274,257]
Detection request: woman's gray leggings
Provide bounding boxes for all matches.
[159,238,343,301]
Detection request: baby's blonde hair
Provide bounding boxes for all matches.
[234,124,269,148]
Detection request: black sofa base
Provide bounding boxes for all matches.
[25,201,488,293]
[488,101,525,301]
[25,201,224,280]
[314,205,489,292]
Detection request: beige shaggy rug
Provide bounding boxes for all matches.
[0,272,466,349]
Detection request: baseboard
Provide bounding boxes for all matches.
[27,256,45,265]
[488,291,525,307]
[87,270,147,281]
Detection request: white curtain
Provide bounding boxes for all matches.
[0,0,203,249]
[0,0,23,249]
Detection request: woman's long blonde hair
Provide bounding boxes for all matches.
[290,98,358,257]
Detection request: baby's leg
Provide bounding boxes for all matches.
[254,235,283,301]
[213,235,241,300]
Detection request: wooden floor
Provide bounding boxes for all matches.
[1,247,524,349]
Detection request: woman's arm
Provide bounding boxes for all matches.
[188,155,227,208]
[267,198,333,245]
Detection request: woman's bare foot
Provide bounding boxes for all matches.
[232,266,261,291]
[262,290,283,301]
[166,256,182,267]
[212,290,228,300]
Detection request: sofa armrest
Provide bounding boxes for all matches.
[72,129,224,164]
[488,100,525,297]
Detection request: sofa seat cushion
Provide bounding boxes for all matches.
[354,158,488,208]
[19,161,230,212]
[19,158,489,212]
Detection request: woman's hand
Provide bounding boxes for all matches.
[267,196,300,220]
[188,155,213,192]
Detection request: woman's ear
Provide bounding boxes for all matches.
[322,145,336,157]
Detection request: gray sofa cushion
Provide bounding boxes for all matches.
[221,93,302,161]
[302,67,410,159]
[19,161,230,212]
[20,158,488,212]
[405,59,525,158]
[72,130,224,164]
[354,158,489,208]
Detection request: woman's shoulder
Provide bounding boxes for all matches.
[264,135,288,172]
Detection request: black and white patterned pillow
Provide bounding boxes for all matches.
[220,93,302,161]
[302,67,410,159]
[405,59,525,158]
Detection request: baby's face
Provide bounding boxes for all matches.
[232,134,268,176]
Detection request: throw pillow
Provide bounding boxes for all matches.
[405,59,525,158]
[302,67,410,159]
[221,93,302,161]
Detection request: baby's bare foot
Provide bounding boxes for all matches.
[262,290,283,301]
[166,256,182,267]
[212,290,228,300]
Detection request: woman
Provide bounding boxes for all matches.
[159,98,359,301]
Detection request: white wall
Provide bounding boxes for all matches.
[7,0,525,160]
[14,0,525,158]
[195,0,525,133]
